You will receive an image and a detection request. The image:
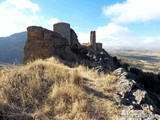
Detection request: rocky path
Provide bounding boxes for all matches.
[113,68,160,120]
[82,67,160,120]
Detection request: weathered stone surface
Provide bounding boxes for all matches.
[23,26,75,63]
[84,50,117,72]
[70,28,80,47]
[90,31,96,50]
[113,68,125,76]
[53,22,71,44]
[113,68,160,120]
[53,23,80,48]
[96,43,102,51]
[133,89,146,104]
[119,108,160,120]
[113,67,160,119]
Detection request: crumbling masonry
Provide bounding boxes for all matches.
[23,22,103,63]
[90,31,96,50]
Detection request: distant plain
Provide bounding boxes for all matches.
[107,49,160,73]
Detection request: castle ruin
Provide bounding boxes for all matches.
[82,30,102,51]
[53,22,80,49]
[53,22,71,45]
[90,31,96,50]
[23,22,117,72]
[53,22,102,51]
[23,22,103,63]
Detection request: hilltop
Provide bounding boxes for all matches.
[1,57,160,119]
[23,23,119,72]
[0,57,119,119]
[0,22,160,119]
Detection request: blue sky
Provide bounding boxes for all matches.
[0,0,160,49]
[31,0,124,32]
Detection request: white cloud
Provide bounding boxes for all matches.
[78,32,90,43]
[103,0,160,23]
[78,23,132,47]
[0,0,62,37]
[4,0,40,12]
[78,23,160,49]
[47,18,60,30]
[96,23,131,42]
[142,38,155,44]
[0,0,40,37]
[141,37,160,48]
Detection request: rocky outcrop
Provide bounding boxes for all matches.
[84,50,118,72]
[113,68,160,119]
[23,26,76,64]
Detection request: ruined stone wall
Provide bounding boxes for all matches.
[90,31,96,50]
[96,43,102,51]
[23,26,69,63]
[53,22,71,45]
[23,25,119,72]
[70,28,80,47]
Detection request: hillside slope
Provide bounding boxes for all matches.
[0,32,27,64]
[0,57,119,120]
[0,57,160,119]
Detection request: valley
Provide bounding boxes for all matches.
[107,49,160,73]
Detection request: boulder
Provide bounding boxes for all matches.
[133,89,147,104]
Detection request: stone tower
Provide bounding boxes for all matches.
[90,31,96,50]
[53,22,71,45]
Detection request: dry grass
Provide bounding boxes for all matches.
[0,57,120,120]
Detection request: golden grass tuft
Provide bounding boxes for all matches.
[0,57,120,119]
[71,70,83,87]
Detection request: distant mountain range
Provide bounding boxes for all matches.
[0,32,27,64]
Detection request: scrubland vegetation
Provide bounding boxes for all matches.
[0,57,120,120]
